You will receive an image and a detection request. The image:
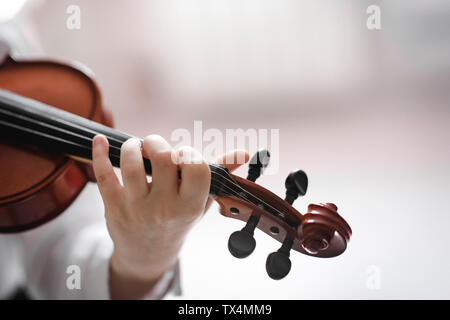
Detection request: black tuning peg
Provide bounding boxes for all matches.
[266,237,293,280]
[247,149,270,182]
[228,215,260,258]
[285,169,308,205]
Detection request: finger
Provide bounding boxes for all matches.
[215,149,250,172]
[142,135,178,195]
[92,135,122,205]
[120,138,149,198]
[178,146,210,203]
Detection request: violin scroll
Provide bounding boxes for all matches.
[298,203,352,257]
[214,150,352,279]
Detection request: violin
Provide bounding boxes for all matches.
[0,51,351,280]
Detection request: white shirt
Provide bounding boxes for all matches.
[0,183,176,300]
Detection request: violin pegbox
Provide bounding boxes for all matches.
[210,150,352,280]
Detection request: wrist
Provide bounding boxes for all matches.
[109,250,178,300]
[110,248,177,283]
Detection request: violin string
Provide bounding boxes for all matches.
[0,118,103,156]
[208,163,291,221]
[0,92,128,149]
[0,118,227,192]
[0,116,246,203]
[0,105,291,223]
[0,107,123,160]
[204,172,283,219]
[0,107,123,155]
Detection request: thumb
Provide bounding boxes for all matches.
[215,149,250,172]
[203,149,249,212]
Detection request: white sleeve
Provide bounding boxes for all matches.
[21,183,178,300]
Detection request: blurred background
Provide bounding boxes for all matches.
[1,0,450,298]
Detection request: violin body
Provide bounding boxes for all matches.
[0,53,110,232]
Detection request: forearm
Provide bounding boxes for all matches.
[108,229,185,300]
[109,249,179,300]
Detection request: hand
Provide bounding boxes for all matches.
[92,134,248,299]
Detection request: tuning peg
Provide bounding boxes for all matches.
[266,237,293,280]
[247,149,270,182]
[284,169,308,205]
[228,215,260,258]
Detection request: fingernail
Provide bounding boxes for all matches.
[93,135,106,149]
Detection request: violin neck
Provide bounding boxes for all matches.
[0,89,232,196]
[0,89,150,172]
